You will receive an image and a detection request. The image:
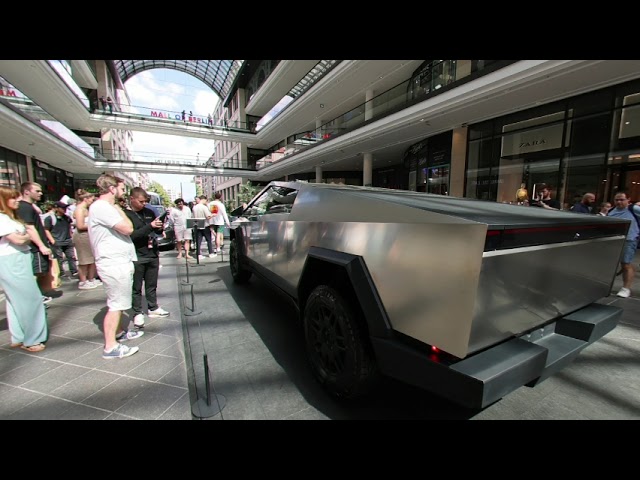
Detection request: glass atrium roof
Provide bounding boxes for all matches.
[113,60,245,99]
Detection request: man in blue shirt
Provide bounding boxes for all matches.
[607,191,640,298]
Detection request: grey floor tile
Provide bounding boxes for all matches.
[6,394,74,420]
[115,382,186,420]
[520,396,592,420]
[156,391,193,420]
[200,367,266,420]
[70,347,149,374]
[158,362,188,389]
[22,364,92,394]
[158,341,184,358]
[128,354,184,382]
[58,403,111,420]
[104,412,137,420]
[0,351,37,376]
[205,340,271,374]
[284,406,329,420]
[0,356,62,386]
[135,333,178,354]
[40,338,102,362]
[243,359,310,419]
[0,382,15,398]
[48,319,95,336]
[51,369,120,403]
[62,324,105,343]
[82,376,154,413]
[0,388,43,418]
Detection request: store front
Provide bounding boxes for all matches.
[0,146,28,190]
[32,160,74,203]
[403,131,452,194]
[465,77,640,207]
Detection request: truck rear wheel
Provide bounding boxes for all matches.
[303,285,376,399]
[230,237,252,284]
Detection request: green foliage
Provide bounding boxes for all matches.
[237,181,261,206]
[147,181,171,207]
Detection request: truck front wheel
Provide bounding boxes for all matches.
[303,285,376,399]
[230,237,252,284]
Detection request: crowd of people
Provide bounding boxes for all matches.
[522,184,640,299]
[0,176,177,358]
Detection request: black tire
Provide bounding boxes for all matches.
[230,237,252,284]
[303,285,377,399]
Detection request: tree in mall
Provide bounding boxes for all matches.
[147,181,171,206]
[236,181,261,207]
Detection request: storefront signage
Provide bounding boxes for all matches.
[0,88,17,98]
[501,123,562,156]
[150,110,211,125]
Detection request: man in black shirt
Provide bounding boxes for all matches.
[532,184,562,210]
[125,187,170,330]
[17,182,54,300]
[44,201,78,278]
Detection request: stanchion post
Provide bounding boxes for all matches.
[191,353,226,418]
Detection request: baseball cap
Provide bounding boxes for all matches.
[54,201,69,209]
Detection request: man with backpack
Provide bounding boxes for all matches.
[607,191,640,298]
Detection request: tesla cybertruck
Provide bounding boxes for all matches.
[229,181,627,409]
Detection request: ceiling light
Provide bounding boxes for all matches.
[319,104,324,108]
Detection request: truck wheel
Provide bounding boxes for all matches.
[303,285,377,399]
[230,237,252,284]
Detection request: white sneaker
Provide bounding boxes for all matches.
[209,253,217,258]
[79,281,98,290]
[133,313,145,328]
[617,287,631,298]
[91,278,103,286]
[148,307,169,318]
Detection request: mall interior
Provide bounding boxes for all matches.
[1,60,640,209]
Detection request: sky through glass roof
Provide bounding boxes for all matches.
[113,60,244,99]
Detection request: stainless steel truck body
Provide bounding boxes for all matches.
[229,181,627,409]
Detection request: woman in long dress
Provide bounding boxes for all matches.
[73,189,101,289]
[0,187,48,352]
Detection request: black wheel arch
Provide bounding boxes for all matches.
[297,247,393,340]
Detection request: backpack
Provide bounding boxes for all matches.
[608,204,640,239]
[41,211,56,227]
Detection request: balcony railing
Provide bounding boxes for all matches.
[253,60,512,170]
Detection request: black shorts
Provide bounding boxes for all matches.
[32,251,50,275]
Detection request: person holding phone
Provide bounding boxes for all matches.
[125,187,170,330]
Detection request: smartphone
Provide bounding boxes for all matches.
[158,211,168,222]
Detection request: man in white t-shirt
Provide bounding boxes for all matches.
[192,195,215,257]
[208,192,231,254]
[169,198,193,259]
[88,174,143,359]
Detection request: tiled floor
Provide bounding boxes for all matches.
[1,250,640,420]
[0,257,191,420]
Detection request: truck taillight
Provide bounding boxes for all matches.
[431,345,440,353]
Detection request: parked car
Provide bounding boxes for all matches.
[229,181,629,408]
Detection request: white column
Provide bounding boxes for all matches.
[363,153,372,186]
[316,166,323,184]
[316,118,323,140]
[365,89,374,121]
